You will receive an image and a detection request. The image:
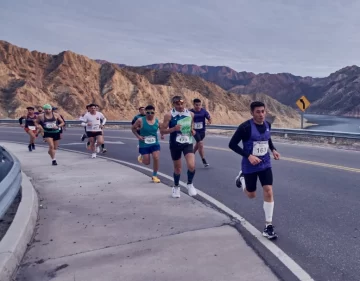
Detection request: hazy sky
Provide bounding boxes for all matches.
[1,0,359,77]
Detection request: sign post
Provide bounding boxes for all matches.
[295,95,311,129]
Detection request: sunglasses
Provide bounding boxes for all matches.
[146,111,155,115]
[173,100,184,105]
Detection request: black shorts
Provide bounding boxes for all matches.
[193,131,206,143]
[170,143,194,161]
[243,168,273,193]
[87,131,102,138]
[43,132,61,141]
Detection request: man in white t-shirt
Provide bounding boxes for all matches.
[80,103,107,158]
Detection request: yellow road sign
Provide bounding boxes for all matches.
[296,95,311,112]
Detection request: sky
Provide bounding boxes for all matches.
[1,0,360,77]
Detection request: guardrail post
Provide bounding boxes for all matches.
[284,133,288,139]
[331,137,336,144]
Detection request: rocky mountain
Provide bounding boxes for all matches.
[137,63,360,117]
[0,40,303,127]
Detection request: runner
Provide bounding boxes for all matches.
[131,106,146,127]
[35,104,65,165]
[160,96,197,198]
[132,105,161,183]
[18,106,39,151]
[228,101,280,240]
[132,107,146,148]
[80,103,106,158]
[190,98,211,167]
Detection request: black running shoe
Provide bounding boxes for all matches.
[52,160,58,166]
[102,148,107,153]
[28,144,32,152]
[202,158,209,167]
[81,134,86,141]
[31,143,35,150]
[262,224,278,240]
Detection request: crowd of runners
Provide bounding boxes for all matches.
[18,97,279,240]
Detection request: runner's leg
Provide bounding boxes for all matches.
[101,130,106,152]
[142,153,151,165]
[45,137,57,165]
[170,145,182,198]
[96,134,104,153]
[243,172,257,199]
[88,136,96,157]
[184,145,197,196]
[259,168,277,239]
[151,149,160,183]
[26,130,36,151]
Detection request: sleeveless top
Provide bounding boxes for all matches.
[241,119,271,173]
[41,113,60,133]
[169,108,193,145]
[139,117,159,148]
[25,114,37,129]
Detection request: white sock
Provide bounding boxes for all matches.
[263,201,274,224]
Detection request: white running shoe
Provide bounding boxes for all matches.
[235,170,246,191]
[187,183,197,196]
[91,153,96,158]
[172,186,181,198]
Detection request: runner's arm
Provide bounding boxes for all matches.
[55,113,65,128]
[18,116,25,125]
[34,115,42,127]
[159,113,174,135]
[190,112,196,135]
[100,113,107,126]
[131,118,142,139]
[131,116,138,125]
[205,110,212,124]
[228,123,251,157]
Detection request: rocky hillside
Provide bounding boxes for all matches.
[0,40,303,127]
[139,63,317,102]
[138,63,360,117]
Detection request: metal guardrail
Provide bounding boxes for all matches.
[1,118,360,140]
[0,146,22,220]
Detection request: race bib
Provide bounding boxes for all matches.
[45,122,55,129]
[92,124,100,130]
[252,141,269,156]
[194,122,203,129]
[176,134,190,144]
[144,136,156,144]
[28,126,36,131]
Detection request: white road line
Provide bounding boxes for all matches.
[9,141,313,281]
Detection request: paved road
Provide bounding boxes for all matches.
[2,126,360,281]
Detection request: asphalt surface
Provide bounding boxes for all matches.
[2,126,360,281]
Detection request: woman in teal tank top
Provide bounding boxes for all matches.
[131,105,161,183]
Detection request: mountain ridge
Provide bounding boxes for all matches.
[95,60,360,117]
[0,40,303,128]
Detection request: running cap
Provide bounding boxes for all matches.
[43,104,52,110]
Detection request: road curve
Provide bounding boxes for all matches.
[1,126,360,281]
